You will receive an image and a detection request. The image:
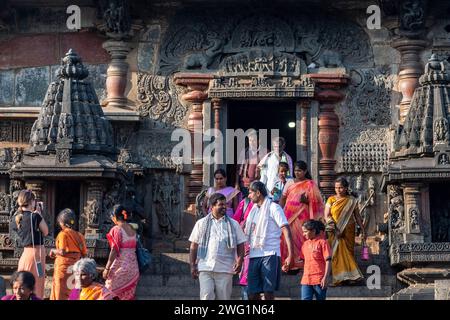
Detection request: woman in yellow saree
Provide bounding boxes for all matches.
[280,161,324,271]
[325,177,366,285]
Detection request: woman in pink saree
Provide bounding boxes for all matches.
[103,205,140,300]
[203,169,241,217]
[279,161,324,271]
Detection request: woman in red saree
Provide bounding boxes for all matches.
[280,161,324,271]
[103,205,140,300]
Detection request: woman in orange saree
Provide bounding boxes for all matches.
[325,177,365,285]
[280,161,324,271]
[50,209,87,300]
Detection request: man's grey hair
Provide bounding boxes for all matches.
[73,258,97,279]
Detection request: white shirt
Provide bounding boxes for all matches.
[189,215,247,274]
[259,152,293,194]
[248,202,288,258]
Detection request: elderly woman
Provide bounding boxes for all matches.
[1,271,41,300]
[50,208,87,300]
[69,258,117,300]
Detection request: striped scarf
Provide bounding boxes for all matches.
[197,213,237,260]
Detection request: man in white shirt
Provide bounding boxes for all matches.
[257,137,293,196]
[245,181,294,300]
[189,193,246,300]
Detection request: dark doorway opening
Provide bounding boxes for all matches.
[429,183,450,242]
[54,181,81,234]
[226,100,297,187]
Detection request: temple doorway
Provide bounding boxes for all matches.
[429,183,450,242]
[226,100,297,187]
[53,180,81,235]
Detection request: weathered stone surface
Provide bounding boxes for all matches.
[15,67,50,106]
[138,42,158,73]
[60,33,110,64]
[85,64,108,102]
[0,35,58,69]
[0,70,14,105]
[15,8,67,34]
[139,25,161,42]
[435,280,450,300]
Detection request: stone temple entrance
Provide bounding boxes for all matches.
[226,100,297,186]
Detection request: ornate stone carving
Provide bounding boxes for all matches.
[388,185,405,230]
[437,153,450,165]
[152,171,181,238]
[409,207,420,232]
[399,0,427,33]
[434,118,449,143]
[342,67,393,131]
[137,74,188,127]
[98,0,131,39]
[158,7,373,75]
[0,121,33,144]
[136,130,181,170]
[340,143,389,173]
[0,192,9,213]
[390,242,450,266]
[86,199,100,228]
[209,75,314,99]
[184,31,225,70]
[219,50,304,76]
[55,148,71,166]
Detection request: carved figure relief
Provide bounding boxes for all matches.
[434,118,449,142]
[183,31,225,70]
[409,207,420,231]
[152,171,180,238]
[388,185,405,230]
[400,0,426,32]
[438,153,450,165]
[86,199,100,228]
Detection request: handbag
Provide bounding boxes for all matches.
[136,235,151,273]
[361,238,370,261]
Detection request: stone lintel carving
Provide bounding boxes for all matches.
[390,242,450,266]
[209,75,314,99]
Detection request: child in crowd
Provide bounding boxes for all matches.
[300,220,331,300]
[271,162,293,203]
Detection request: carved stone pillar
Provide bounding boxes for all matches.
[211,98,222,170]
[84,180,105,239]
[102,40,133,109]
[391,0,429,124]
[299,100,310,160]
[401,183,424,243]
[309,74,349,198]
[174,74,213,212]
[392,39,428,123]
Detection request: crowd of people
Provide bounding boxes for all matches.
[190,136,367,300]
[1,190,140,300]
[1,135,367,301]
